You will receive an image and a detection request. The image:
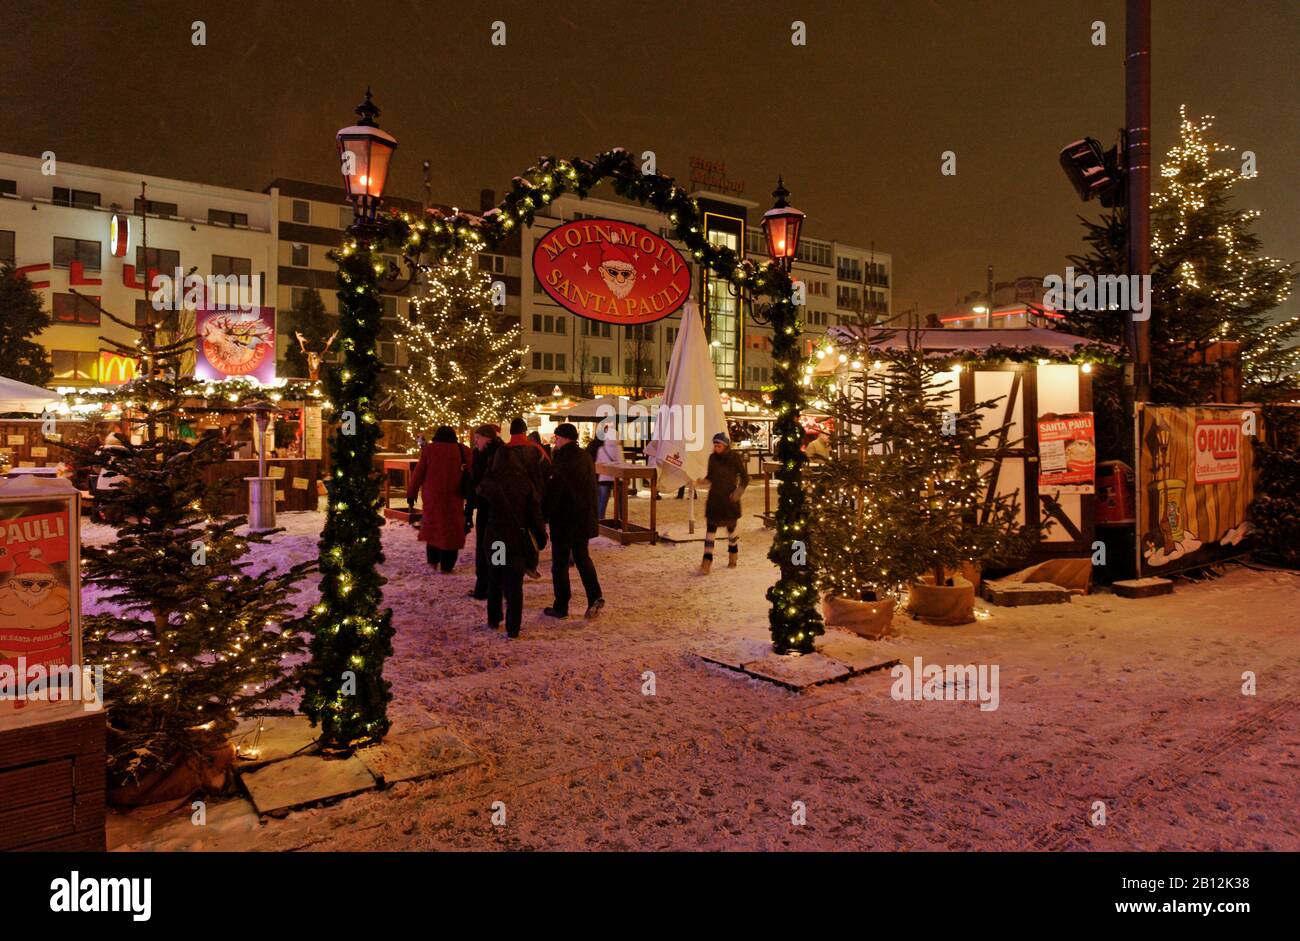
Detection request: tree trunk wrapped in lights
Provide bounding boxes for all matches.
[300,241,395,749]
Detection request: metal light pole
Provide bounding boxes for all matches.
[1126,0,1152,401]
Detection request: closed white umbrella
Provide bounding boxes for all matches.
[645,300,726,536]
[0,375,61,413]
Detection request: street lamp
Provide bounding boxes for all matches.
[304,90,401,752]
[761,177,805,272]
[337,88,397,224]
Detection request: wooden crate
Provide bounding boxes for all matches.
[0,711,105,851]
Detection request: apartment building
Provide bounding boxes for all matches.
[0,151,275,386]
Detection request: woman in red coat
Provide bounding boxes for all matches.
[406,426,471,571]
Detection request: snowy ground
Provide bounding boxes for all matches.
[101,486,1300,851]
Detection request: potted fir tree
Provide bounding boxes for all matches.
[809,332,1032,628]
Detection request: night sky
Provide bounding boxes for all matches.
[3,0,1296,315]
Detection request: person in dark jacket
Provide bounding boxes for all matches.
[499,416,550,496]
[541,423,604,619]
[476,446,548,638]
[468,423,502,599]
[406,426,471,572]
[696,432,749,573]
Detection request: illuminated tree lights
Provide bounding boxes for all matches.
[396,248,532,435]
[1066,106,1297,404]
[66,341,313,786]
[300,241,396,749]
[808,340,1034,603]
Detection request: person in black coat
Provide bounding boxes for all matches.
[541,422,604,619]
[476,446,547,638]
[467,424,502,600]
[696,432,749,573]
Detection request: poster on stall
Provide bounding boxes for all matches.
[195,307,276,383]
[303,405,323,460]
[1036,412,1095,494]
[1137,405,1256,576]
[0,478,84,724]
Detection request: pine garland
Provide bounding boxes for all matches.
[299,243,395,749]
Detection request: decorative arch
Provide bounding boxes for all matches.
[307,149,823,750]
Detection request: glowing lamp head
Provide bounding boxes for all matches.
[337,88,397,217]
[761,177,805,269]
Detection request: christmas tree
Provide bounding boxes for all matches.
[281,287,334,380]
[1249,405,1300,569]
[67,318,312,787]
[1064,107,1297,404]
[0,264,54,386]
[394,248,531,433]
[808,334,1031,604]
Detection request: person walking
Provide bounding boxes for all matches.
[407,426,472,572]
[477,446,547,638]
[467,424,502,599]
[696,432,748,573]
[592,420,623,521]
[542,422,604,620]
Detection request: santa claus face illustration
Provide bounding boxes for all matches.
[9,572,55,606]
[598,235,638,300]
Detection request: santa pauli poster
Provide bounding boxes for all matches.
[0,501,75,675]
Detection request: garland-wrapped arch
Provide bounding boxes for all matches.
[308,149,822,750]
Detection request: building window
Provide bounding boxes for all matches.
[338,206,353,229]
[531,352,541,369]
[379,295,398,319]
[665,326,679,345]
[0,229,13,265]
[0,179,16,197]
[379,342,397,365]
[51,350,99,383]
[52,292,100,325]
[209,208,249,227]
[291,243,309,267]
[134,197,179,217]
[582,320,612,338]
[556,353,566,372]
[836,257,863,282]
[836,285,861,311]
[292,199,310,224]
[478,253,505,273]
[52,236,101,271]
[628,324,654,341]
[211,255,252,277]
[137,246,180,276]
[52,187,100,209]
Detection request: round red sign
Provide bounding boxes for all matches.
[532,219,691,325]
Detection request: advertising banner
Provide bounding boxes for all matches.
[195,307,276,383]
[533,219,691,325]
[1037,412,1095,494]
[0,477,86,725]
[1137,405,1256,576]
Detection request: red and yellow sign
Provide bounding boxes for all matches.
[97,352,138,385]
[533,219,690,325]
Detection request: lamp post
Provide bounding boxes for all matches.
[758,179,823,655]
[301,90,400,751]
